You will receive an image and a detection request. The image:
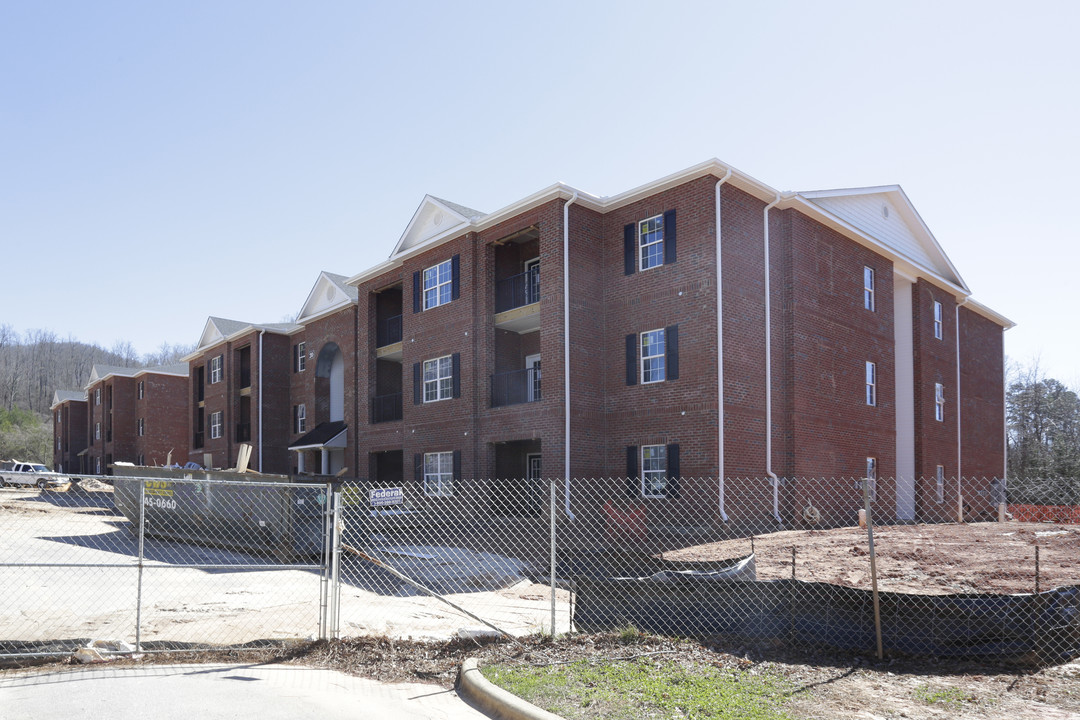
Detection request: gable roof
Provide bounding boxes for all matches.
[184,316,302,360]
[295,271,359,324]
[390,195,484,259]
[84,362,190,389]
[796,186,968,292]
[51,389,87,408]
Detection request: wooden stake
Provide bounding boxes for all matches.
[862,478,884,660]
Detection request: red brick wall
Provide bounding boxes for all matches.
[134,373,188,466]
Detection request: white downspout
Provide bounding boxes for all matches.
[955,297,969,520]
[763,195,782,525]
[714,170,732,523]
[563,192,578,521]
[258,329,265,473]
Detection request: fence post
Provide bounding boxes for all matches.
[331,486,342,640]
[862,478,884,659]
[550,477,557,637]
[135,479,146,652]
[319,484,332,640]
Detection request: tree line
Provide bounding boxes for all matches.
[0,324,192,463]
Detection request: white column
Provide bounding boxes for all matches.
[321,448,329,475]
[297,452,305,474]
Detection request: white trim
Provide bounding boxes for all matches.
[637,214,665,271]
[422,259,453,310]
[639,329,666,384]
[423,355,453,402]
[865,361,877,406]
[423,451,454,497]
[641,444,668,499]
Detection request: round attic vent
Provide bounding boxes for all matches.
[325,286,334,302]
[433,211,444,227]
[882,204,890,219]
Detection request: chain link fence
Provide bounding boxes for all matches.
[2,473,1078,665]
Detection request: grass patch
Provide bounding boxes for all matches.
[481,657,795,720]
[913,683,978,709]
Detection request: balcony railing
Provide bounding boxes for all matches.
[372,393,403,423]
[495,265,540,313]
[376,315,403,347]
[236,423,251,442]
[193,432,204,449]
[491,366,541,408]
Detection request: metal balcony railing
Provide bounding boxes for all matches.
[494,264,540,313]
[491,367,541,408]
[376,315,403,347]
[372,393,403,423]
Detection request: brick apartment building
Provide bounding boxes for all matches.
[72,363,189,475]
[335,159,1010,526]
[51,390,87,474]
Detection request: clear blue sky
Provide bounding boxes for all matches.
[2,1,1077,383]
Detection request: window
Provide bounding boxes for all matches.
[95,388,101,405]
[933,301,943,340]
[96,458,101,475]
[210,355,223,384]
[864,457,878,501]
[936,465,945,504]
[294,404,307,434]
[865,361,877,406]
[423,259,453,310]
[423,356,454,402]
[210,411,223,439]
[642,445,668,498]
[137,454,145,466]
[864,267,875,311]
[638,215,665,271]
[640,330,666,383]
[137,381,144,399]
[935,383,945,422]
[137,418,145,437]
[56,410,61,423]
[95,422,100,441]
[423,451,454,497]
[296,342,306,373]
[57,437,61,450]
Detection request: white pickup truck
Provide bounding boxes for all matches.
[0,460,71,489]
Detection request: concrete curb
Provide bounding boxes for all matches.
[457,658,566,720]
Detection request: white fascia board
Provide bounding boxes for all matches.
[295,272,358,324]
[964,299,1016,329]
[291,300,356,330]
[389,195,476,259]
[346,259,398,288]
[598,159,780,211]
[784,195,970,297]
[133,367,189,379]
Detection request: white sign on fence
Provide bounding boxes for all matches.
[369,486,404,507]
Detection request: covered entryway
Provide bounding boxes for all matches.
[290,421,347,476]
[491,440,543,518]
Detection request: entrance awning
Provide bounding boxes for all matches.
[288,421,347,451]
[76,448,89,457]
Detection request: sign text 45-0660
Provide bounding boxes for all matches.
[144,496,177,511]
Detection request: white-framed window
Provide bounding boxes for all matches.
[137,454,145,466]
[95,388,101,405]
[936,465,945,504]
[423,356,453,402]
[864,457,878,501]
[56,410,61,423]
[57,437,61,450]
[209,355,223,384]
[297,342,306,372]
[864,266,875,311]
[137,418,145,437]
[423,259,453,310]
[642,444,668,498]
[95,422,100,440]
[423,451,454,497]
[935,383,945,422]
[640,329,666,384]
[96,458,101,475]
[933,301,943,340]
[638,215,665,271]
[210,411,223,439]
[865,361,877,406]
[138,381,145,399]
[295,404,307,434]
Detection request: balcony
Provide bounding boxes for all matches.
[494,266,540,333]
[372,393,403,423]
[236,423,251,442]
[375,314,403,361]
[491,367,542,408]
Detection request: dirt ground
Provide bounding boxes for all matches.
[664,521,1080,595]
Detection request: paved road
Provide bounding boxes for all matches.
[0,664,490,720]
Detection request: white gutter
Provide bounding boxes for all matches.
[714,170,732,523]
[762,195,783,525]
[955,297,969,518]
[563,192,578,521]
[258,329,265,473]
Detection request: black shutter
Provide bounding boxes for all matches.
[413,362,422,404]
[292,344,298,373]
[453,450,462,484]
[413,271,422,313]
[625,334,637,386]
[414,453,423,485]
[451,254,461,300]
[626,445,639,498]
[292,405,298,434]
[624,223,636,275]
[452,353,461,398]
[666,443,680,499]
[666,324,679,380]
[663,209,677,264]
